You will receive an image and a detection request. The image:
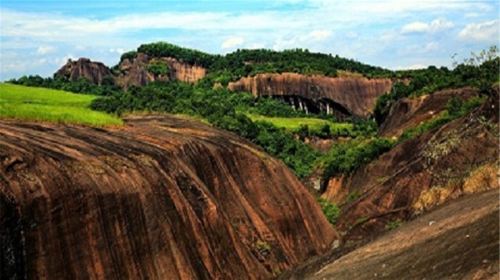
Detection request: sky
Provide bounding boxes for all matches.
[0,0,498,80]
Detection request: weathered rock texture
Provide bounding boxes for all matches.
[310,189,499,280]
[228,73,393,117]
[0,115,335,279]
[322,89,499,242]
[115,53,206,88]
[55,58,113,85]
[379,87,478,138]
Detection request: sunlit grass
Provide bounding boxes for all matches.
[0,83,122,126]
[246,113,353,133]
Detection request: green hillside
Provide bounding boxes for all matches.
[0,83,122,126]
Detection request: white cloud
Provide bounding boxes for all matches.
[55,54,76,66]
[458,20,499,42]
[109,48,125,54]
[221,37,245,49]
[36,46,56,55]
[401,18,454,34]
[309,30,331,41]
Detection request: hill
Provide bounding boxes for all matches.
[0,83,122,126]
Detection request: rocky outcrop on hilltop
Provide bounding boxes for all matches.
[55,58,113,85]
[379,87,478,138]
[0,115,335,279]
[322,89,499,242]
[115,53,206,88]
[228,73,393,118]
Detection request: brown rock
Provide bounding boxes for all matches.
[379,87,479,138]
[323,90,499,242]
[55,58,113,85]
[115,53,206,88]
[0,115,335,279]
[227,73,393,117]
[309,189,500,279]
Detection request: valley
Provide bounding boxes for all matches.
[1,42,498,279]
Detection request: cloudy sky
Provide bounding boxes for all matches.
[0,0,498,80]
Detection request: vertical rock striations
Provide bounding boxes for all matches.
[55,58,113,85]
[0,115,335,279]
[228,73,393,117]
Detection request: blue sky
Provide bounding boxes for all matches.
[0,0,498,80]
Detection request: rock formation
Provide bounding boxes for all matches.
[322,89,499,242]
[0,115,335,279]
[307,189,499,279]
[379,87,478,138]
[115,53,206,88]
[228,73,393,118]
[55,58,113,85]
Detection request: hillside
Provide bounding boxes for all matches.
[0,83,122,126]
[2,42,499,279]
[0,114,335,279]
[293,189,499,279]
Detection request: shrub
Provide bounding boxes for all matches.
[322,138,394,180]
[318,198,340,225]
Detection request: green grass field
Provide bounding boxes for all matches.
[246,113,353,134]
[0,83,122,126]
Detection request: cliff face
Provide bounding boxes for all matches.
[322,90,499,242]
[55,58,113,85]
[228,73,393,117]
[0,115,335,279]
[115,53,206,88]
[379,87,478,138]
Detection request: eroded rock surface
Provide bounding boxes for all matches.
[0,115,335,279]
[55,58,113,85]
[115,53,206,88]
[310,189,499,280]
[228,73,393,117]
[322,90,499,242]
[379,87,478,138]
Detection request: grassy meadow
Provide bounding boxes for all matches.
[246,113,353,134]
[0,83,122,126]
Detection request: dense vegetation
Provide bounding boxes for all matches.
[121,42,393,85]
[321,138,394,181]
[0,83,122,126]
[90,81,320,177]
[9,75,121,96]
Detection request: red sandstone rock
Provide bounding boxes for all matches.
[115,53,206,88]
[227,73,393,117]
[0,115,336,279]
[323,89,499,242]
[55,58,113,85]
[379,87,478,138]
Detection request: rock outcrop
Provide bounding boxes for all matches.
[0,115,335,279]
[322,89,499,242]
[228,73,393,118]
[309,189,499,279]
[55,58,113,85]
[378,87,478,138]
[115,53,206,88]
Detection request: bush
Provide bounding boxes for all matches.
[318,198,340,225]
[322,138,394,180]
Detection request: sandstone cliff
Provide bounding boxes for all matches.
[115,53,206,88]
[228,73,393,117]
[0,115,335,279]
[55,58,113,85]
[378,87,478,138]
[322,89,498,242]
